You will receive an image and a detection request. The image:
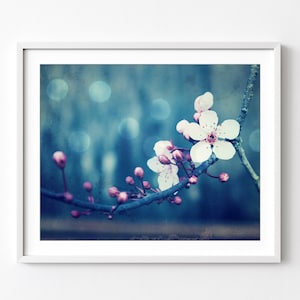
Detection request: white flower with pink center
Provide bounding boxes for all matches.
[186,110,240,163]
[147,140,179,191]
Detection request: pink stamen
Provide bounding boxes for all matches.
[206,131,218,144]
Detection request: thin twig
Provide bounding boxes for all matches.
[233,139,260,191]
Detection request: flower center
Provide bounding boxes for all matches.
[206,132,218,145]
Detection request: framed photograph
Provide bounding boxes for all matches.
[18,43,281,263]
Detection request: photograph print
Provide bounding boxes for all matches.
[40,64,260,241]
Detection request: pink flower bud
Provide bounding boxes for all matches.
[64,192,73,202]
[53,151,67,169]
[142,181,151,189]
[125,176,135,185]
[158,155,171,165]
[70,210,81,218]
[172,150,183,162]
[83,181,93,192]
[108,186,120,197]
[188,175,198,184]
[219,172,230,182]
[166,140,175,151]
[117,191,128,203]
[173,196,182,205]
[134,167,144,178]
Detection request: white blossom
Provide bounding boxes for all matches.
[147,140,179,191]
[185,110,240,163]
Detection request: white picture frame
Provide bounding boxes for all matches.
[17,42,281,263]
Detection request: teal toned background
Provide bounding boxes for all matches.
[40,64,260,240]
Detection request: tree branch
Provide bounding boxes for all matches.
[236,64,260,128]
[234,64,260,190]
[41,156,217,214]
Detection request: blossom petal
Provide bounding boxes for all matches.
[172,174,180,186]
[170,165,180,186]
[170,164,179,174]
[185,122,207,141]
[190,141,212,163]
[213,140,236,160]
[216,120,240,140]
[199,110,218,133]
[158,169,179,191]
[194,92,214,112]
[147,157,166,173]
[176,119,189,133]
[153,140,172,157]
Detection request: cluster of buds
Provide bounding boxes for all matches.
[69,181,95,218]
[53,151,98,218]
[51,141,230,221]
[170,148,197,184]
[108,167,156,206]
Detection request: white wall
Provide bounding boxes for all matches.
[0,0,299,299]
